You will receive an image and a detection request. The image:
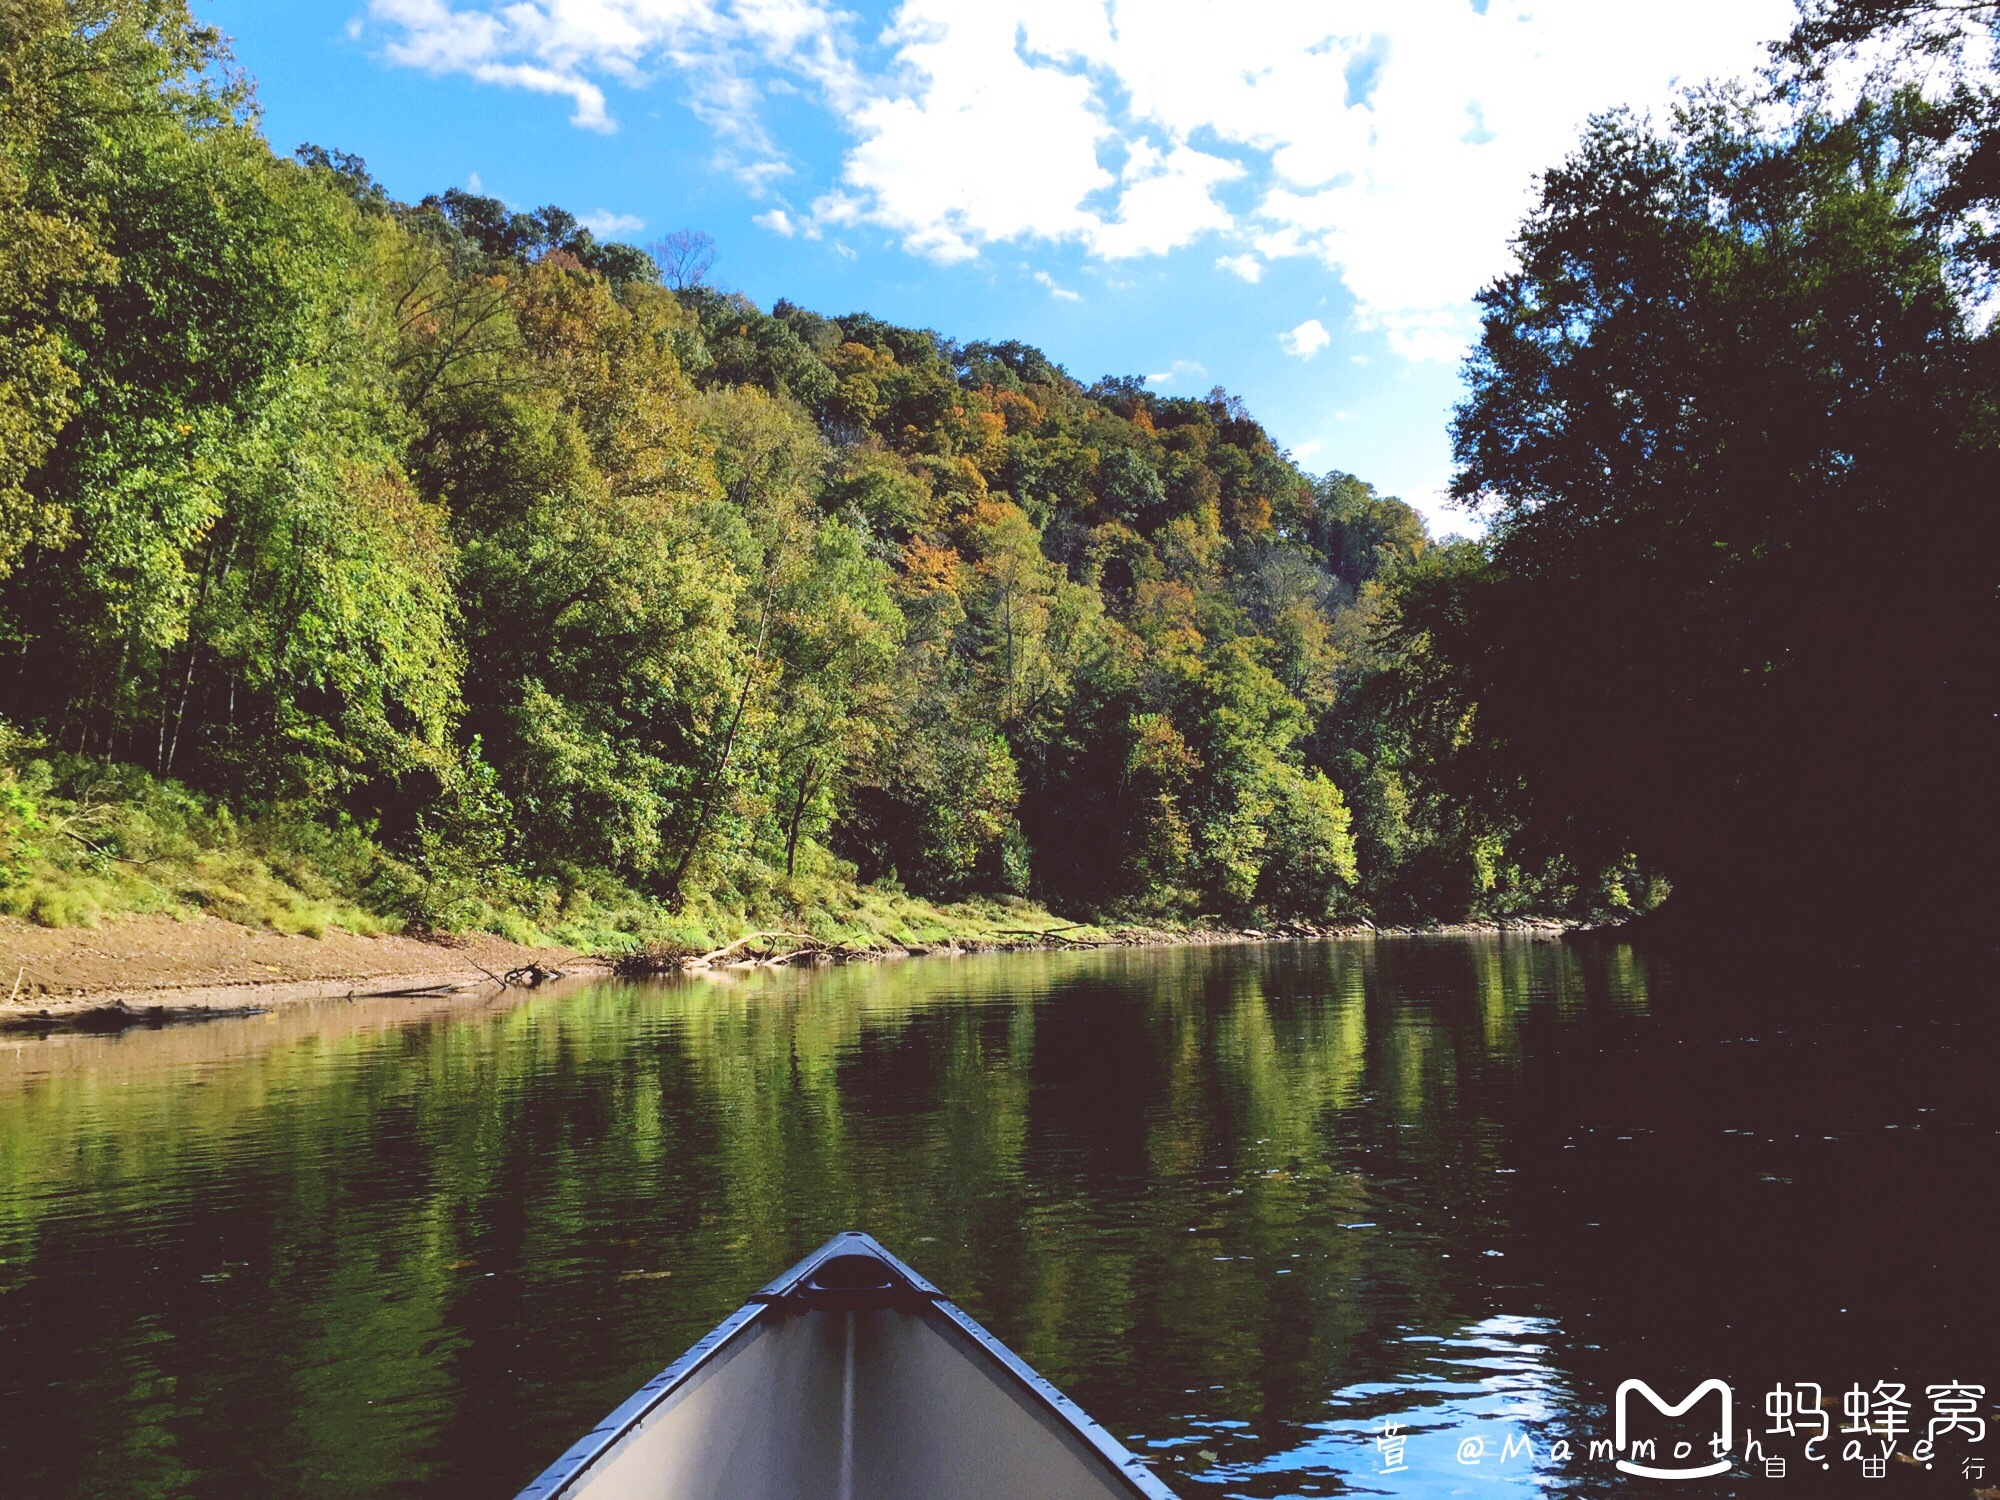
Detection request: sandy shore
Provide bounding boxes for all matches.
[0,912,606,1028]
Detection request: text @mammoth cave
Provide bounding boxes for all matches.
[1371,1379,1988,1481]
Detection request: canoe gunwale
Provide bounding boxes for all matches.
[511,1297,768,1499]
[917,1280,1179,1499]
[510,1231,1178,1500]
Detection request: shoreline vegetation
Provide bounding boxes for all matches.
[0,729,1595,1031]
[1,0,1991,1017]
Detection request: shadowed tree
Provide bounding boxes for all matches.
[1426,93,1998,936]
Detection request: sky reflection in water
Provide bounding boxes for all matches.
[1187,1315,1575,1496]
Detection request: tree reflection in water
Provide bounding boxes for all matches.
[0,938,1992,1498]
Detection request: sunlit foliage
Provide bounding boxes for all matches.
[0,0,1650,934]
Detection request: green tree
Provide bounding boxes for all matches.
[1438,94,1996,932]
[0,0,117,575]
[4,13,460,826]
[431,257,733,886]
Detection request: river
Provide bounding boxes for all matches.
[0,937,1993,1496]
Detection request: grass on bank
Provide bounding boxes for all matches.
[0,748,1103,954]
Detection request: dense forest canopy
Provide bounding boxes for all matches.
[1421,2,1999,935]
[0,0,1989,944]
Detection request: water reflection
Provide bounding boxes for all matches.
[0,938,1992,1498]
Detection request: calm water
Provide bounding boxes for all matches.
[0,938,1993,1497]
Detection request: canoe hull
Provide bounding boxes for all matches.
[516,1233,1175,1500]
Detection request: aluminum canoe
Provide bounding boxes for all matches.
[515,1231,1178,1500]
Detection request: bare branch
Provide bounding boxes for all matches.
[649,229,717,292]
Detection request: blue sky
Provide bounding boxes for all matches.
[196,0,1794,534]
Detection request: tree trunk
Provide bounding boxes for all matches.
[666,590,772,905]
[161,527,229,776]
[785,755,820,877]
[99,631,134,758]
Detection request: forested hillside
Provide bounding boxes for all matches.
[0,2,1619,945]
[3,1,1989,950]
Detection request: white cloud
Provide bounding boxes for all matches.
[1280,318,1331,359]
[365,0,863,142]
[1034,270,1082,302]
[754,207,797,235]
[1145,359,1208,386]
[466,170,483,191]
[827,3,1113,262]
[580,209,646,237]
[822,0,1791,358]
[1291,439,1321,459]
[736,159,793,194]
[366,0,1797,363]
[1087,139,1242,258]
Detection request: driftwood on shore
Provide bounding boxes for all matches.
[601,915,1577,979]
[468,959,567,988]
[612,930,879,975]
[612,926,1101,976]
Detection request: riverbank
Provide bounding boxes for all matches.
[610,914,1574,975]
[0,909,1578,1032]
[0,913,603,1028]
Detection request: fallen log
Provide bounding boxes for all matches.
[695,930,820,966]
[470,959,567,988]
[503,962,564,987]
[994,925,1089,943]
